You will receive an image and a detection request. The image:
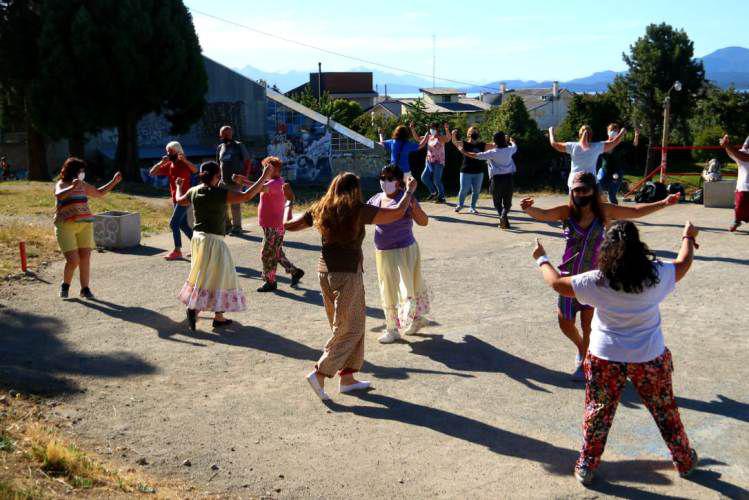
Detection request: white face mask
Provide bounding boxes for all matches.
[380,179,398,194]
[77,171,85,182]
[429,128,437,136]
[608,130,618,139]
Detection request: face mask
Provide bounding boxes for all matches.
[429,128,437,136]
[380,179,398,194]
[168,153,178,161]
[608,130,618,139]
[572,195,593,208]
[469,132,479,140]
[77,171,85,182]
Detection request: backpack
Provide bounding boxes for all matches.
[635,181,668,203]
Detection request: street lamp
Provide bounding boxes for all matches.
[659,80,682,182]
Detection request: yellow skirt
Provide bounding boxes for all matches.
[374,242,431,330]
[178,231,247,312]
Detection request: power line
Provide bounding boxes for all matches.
[188,7,499,92]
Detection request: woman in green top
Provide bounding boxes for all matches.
[175,161,271,331]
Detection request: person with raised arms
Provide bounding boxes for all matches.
[412,122,450,203]
[520,172,680,380]
[549,125,625,191]
[450,126,491,214]
[719,134,749,232]
[531,220,700,485]
[377,124,420,180]
[285,172,418,401]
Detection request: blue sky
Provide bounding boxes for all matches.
[185,0,749,83]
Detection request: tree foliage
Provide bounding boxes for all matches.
[291,86,363,128]
[556,93,623,142]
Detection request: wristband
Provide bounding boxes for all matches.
[536,255,550,267]
[682,236,699,249]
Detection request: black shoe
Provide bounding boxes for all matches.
[257,281,277,293]
[229,227,242,236]
[79,287,94,299]
[290,269,305,287]
[212,318,233,328]
[59,283,70,299]
[500,215,511,229]
[426,193,436,201]
[435,197,446,204]
[186,308,197,331]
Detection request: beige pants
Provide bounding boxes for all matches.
[220,180,243,230]
[316,272,366,377]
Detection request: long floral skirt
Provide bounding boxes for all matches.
[374,242,431,331]
[178,231,247,312]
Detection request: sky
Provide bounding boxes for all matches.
[185,0,749,84]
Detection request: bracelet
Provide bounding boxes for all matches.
[682,236,699,249]
[536,255,550,267]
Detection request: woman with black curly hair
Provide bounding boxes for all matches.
[531,220,700,486]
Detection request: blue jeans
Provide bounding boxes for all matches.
[457,172,483,209]
[596,169,621,205]
[421,162,445,198]
[170,203,193,249]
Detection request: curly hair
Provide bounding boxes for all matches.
[310,172,363,243]
[59,157,86,182]
[598,221,660,293]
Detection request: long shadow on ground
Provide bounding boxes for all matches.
[233,233,322,252]
[0,305,156,395]
[655,249,749,267]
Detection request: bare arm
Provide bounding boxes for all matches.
[720,135,749,163]
[371,177,418,225]
[85,172,122,198]
[533,239,575,297]
[438,123,451,144]
[182,155,198,174]
[409,122,420,142]
[410,198,428,226]
[603,128,626,153]
[228,167,272,204]
[548,127,567,153]
[174,177,190,203]
[450,130,463,150]
[284,212,312,232]
[520,197,569,223]
[674,221,698,282]
[605,193,679,220]
[55,180,80,199]
[416,133,429,149]
[149,157,168,176]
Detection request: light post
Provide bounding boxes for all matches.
[659,80,682,183]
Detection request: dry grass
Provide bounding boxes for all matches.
[0,392,216,499]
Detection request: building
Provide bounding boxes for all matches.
[286,72,378,110]
[369,87,490,121]
[479,82,574,129]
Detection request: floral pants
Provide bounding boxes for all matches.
[261,227,298,283]
[577,348,695,474]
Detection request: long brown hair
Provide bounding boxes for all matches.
[568,172,607,225]
[311,172,363,242]
[598,221,659,293]
[59,157,86,182]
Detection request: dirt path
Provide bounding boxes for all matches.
[1,196,748,498]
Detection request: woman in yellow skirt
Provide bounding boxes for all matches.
[367,165,430,343]
[174,161,271,330]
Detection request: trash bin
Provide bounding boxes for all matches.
[93,211,141,248]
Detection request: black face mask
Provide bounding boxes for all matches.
[572,195,593,208]
[168,153,178,161]
[469,132,479,140]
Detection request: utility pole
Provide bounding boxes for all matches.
[317,62,322,104]
[660,98,670,183]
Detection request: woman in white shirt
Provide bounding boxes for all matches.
[531,220,700,485]
[719,135,749,232]
[549,125,625,190]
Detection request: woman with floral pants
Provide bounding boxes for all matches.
[532,219,700,485]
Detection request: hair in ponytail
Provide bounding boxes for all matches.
[199,161,220,185]
[598,220,659,293]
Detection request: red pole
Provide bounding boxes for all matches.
[19,241,27,272]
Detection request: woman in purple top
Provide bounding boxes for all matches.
[520,172,680,380]
[367,165,430,344]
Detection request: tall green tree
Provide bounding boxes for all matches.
[613,23,706,169]
[0,0,49,180]
[32,0,208,180]
[556,93,623,141]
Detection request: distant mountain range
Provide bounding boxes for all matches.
[238,46,749,94]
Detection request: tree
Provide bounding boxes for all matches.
[0,0,49,180]
[614,23,706,169]
[290,86,363,127]
[32,0,208,180]
[690,85,749,139]
[556,93,623,142]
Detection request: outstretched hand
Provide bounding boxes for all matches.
[719,134,730,148]
[663,193,681,206]
[520,197,535,211]
[112,171,123,185]
[406,176,418,193]
[532,238,546,260]
[683,220,699,239]
[175,177,184,188]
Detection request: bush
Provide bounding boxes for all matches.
[693,125,728,163]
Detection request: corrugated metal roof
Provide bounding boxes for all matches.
[419,87,465,95]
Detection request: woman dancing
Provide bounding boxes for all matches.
[549,125,625,190]
[378,124,420,180]
[285,172,417,400]
[412,122,450,203]
[719,135,749,232]
[175,161,271,330]
[367,165,430,344]
[149,141,198,260]
[450,126,489,214]
[532,220,700,485]
[520,172,680,379]
[54,158,122,299]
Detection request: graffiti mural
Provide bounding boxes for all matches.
[266,99,332,183]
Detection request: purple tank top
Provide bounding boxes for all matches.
[559,217,604,276]
[366,191,417,251]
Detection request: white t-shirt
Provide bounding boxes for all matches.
[571,261,676,363]
[565,141,605,188]
[474,144,518,177]
[736,155,749,192]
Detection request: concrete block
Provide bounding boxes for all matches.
[94,211,141,248]
[703,180,735,208]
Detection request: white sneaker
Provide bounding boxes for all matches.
[340,381,371,393]
[454,205,463,213]
[468,208,478,214]
[306,371,331,401]
[402,317,425,336]
[378,329,401,344]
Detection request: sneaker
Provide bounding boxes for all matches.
[340,380,371,393]
[468,208,478,214]
[306,371,331,401]
[571,363,585,382]
[164,249,183,261]
[729,222,740,232]
[574,467,595,485]
[257,281,277,293]
[454,205,463,213]
[79,287,94,299]
[59,283,70,299]
[679,449,699,478]
[499,215,510,229]
[212,318,233,329]
[402,317,426,336]
[290,269,305,287]
[435,197,446,204]
[186,308,197,331]
[378,329,401,344]
[426,193,437,201]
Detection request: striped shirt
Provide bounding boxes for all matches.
[55,182,93,224]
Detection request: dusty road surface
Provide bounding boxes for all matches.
[2,196,748,498]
